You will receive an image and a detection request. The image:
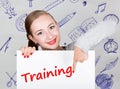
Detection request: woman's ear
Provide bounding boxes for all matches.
[28,35,36,43]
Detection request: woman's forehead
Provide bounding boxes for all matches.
[30,15,56,31]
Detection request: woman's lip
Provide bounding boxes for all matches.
[47,38,56,45]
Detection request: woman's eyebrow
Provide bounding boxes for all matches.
[35,29,42,34]
[48,23,54,27]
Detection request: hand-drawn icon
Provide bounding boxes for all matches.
[1,0,17,19]
[16,13,27,32]
[104,39,118,53]
[68,17,97,41]
[80,17,97,33]
[58,11,76,28]
[0,37,12,53]
[28,0,33,7]
[95,56,101,66]
[82,1,87,6]
[6,72,17,87]
[43,0,64,11]
[68,26,84,41]
[69,0,79,3]
[96,73,114,89]
[95,3,106,14]
[100,57,119,73]
[103,14,119,24]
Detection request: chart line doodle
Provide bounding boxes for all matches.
[6,72,17,87]
[0,37,12,53]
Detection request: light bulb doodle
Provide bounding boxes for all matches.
[1,0,17,19]
[58,11,76,28]
[103,14,119,24]
[104,39,118,53]
[100,57,119,73]
[43,0,64,11]
[6,72,17,87]
[0,37,12,53]
[96,74,114,89]
[16,13,27,32]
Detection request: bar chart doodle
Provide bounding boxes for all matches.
[58,11,76,28]
[0,37,12,53]
[103,14,119,24]
[96,74,114,89]
[6,72,17,87]
[95,3,106,14]
[16,13,27,32]
[1,0,17,19]
[104,39,118,53]
[43,0,64,11]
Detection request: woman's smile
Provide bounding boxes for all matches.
[47,38,56,45]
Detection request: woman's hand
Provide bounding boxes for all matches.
[20,47,36,58]
[73,46,88,72]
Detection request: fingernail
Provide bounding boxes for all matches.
[27,55,29,58]
[30,52,33,55]
[24,56,26,58]
[22,53,24,55]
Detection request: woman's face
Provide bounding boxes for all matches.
[29,14,61,50]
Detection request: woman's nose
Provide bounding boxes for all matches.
[46,31,53,39]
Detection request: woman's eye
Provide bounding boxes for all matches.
[50,26,55,29]
[37,32,42,35]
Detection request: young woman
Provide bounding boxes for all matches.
[21,10,116,71]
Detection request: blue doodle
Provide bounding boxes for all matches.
[83,1,87,6]
[0,37,12,53]
[1,0,17,19]
[80,17,97,33]
[6,72,17,87]
[58,11,76,28]
[28,0,33,7]
[95,3,106,14]
[103,14,119,24]
[95,56,101,66]
[96,74,114,89]
[68,25,84,41]
[16,13,27,32]
[68,17,97,41]
[43,0,64,11]
[70,0,79,3]
[100,57,119,73]
[104,39,118,53]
